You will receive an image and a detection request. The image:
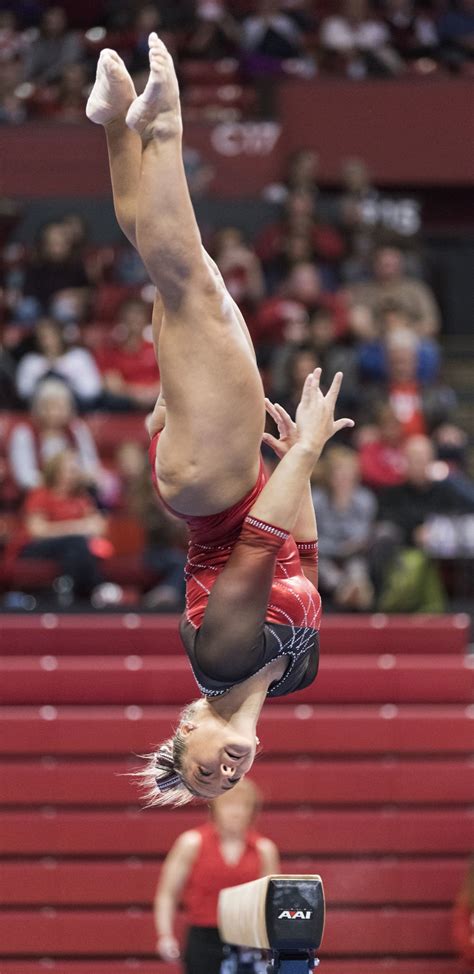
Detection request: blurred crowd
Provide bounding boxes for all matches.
[0,0,473,124]
[0,139,473,612]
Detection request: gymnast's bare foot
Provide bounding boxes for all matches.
[86,49,136,125]
[125,32,182,141]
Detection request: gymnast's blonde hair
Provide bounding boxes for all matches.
[135,701,202,807]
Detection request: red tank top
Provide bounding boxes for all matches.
[182,823,263,927]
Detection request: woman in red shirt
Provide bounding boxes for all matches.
[87,37,353,806]
[154,778,279,974]
[17,449,107,598]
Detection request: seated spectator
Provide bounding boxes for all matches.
[94,297,160,411]
[360,326,455,436]
[438,0,474,72]
[357,305,440,385]
[15,220,90,323]
[185,0,241,60]
[311,446,377,610]
[8,378,104,496]
[115,441,187,610]
[257,189,345,290]
[382,0,439,63]
[241,0,315,76]
[264,147,320,206]
[337,157,421,282]
[357,401,407,490]
[307,308,360,409]
[374,434,474,611]
[0,47,27,124]
[13,449,110,602]
[269,343,319,417]
[127,4,163,75]
[256,262,348,351]
[212,228,264,322]
[378,434,474,547]
[16,317,102,410]
[46,61,88,122]
[320,0,403,77]
[23,5,83,85]
[348,244,440,337]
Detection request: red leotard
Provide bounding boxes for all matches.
[149,432,321,630]
[149,432,321,699]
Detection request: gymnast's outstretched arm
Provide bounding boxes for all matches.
[196,371,352,676]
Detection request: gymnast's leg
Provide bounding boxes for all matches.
[87,43,262,516]
[125,33,265,516]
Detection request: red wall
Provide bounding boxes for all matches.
[1,80,472,198]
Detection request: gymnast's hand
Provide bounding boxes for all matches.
[262,398,297,459]
[296,368,354,456]
[157,934,180,961]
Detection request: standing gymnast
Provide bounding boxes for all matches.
[86,34,353,806]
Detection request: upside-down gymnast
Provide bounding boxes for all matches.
[87,33,353,806]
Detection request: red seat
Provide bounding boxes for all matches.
[0,857,464,907]
[0,905,457,956]
[1,655,471,705]
[1,704,472,756]
[1,613,468,656]
[1,757,471,806]
[1,809,471,855]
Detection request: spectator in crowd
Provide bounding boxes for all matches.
[8,378,103,495]
[319,0,403,77]
[255,261,348,354]
[94,297,160,411]
[377,434,474,547]
[257,189,345,289]
[374,434,474,611]
[307,308,360,408]
[348,244,440,337]
[242,0,312,71]
[360,326,455,436]
[0,44,27,124]
[263,147,321,206]
[154,778,279,974]
[15,317,102,410]
[16,220,90,323]
[23,6,83,85]
[185,0,241,61]
[47,61,89,122]
[357,400,407,490]
[382,0,439,63]
[114,440,187,610]
[452,856,474,969]
[438,0,474,72]
[311,445,377,609]
[337,157,422,282]
[13,449,108,600]
[270,343,319,416]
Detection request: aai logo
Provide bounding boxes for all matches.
[277,910,313,920]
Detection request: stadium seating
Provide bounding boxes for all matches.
[0,613,471,971]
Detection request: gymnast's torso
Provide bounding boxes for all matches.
[149,433,321,699]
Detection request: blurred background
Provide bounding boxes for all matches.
[0,0,473,972]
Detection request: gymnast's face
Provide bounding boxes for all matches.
[180,717,257,799]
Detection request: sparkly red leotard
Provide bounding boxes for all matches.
[150,433,321,698]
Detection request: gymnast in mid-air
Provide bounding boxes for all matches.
[87,34,353,805]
